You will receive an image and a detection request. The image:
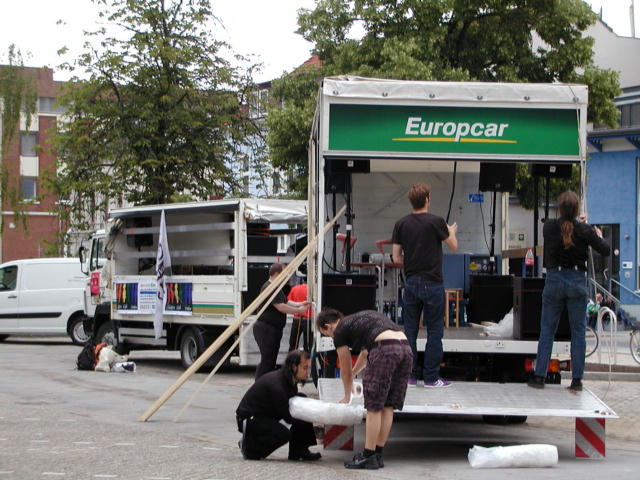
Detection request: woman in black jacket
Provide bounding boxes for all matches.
[528,191,610,391]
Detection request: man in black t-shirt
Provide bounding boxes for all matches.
[254,263,310,380]
[392,183,458,387]
[316,309,412,469]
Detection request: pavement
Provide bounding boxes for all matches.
[1,335,640,479]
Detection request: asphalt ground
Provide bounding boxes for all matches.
[0,336,639,479]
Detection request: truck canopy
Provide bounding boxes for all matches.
[109,198,308,224]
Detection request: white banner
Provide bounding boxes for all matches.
[154,210,172,338]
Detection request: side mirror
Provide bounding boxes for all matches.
[79,245,88,275]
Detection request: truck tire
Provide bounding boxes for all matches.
[69,314,91,346]
[180,328,205,370]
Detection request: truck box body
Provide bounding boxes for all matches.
[308,77,589,383]
[83,199,308,368]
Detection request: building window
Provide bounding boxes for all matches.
[22,176,37,200]
[38,97,65,114]
[20,132,37,156]
[619,103,640,128]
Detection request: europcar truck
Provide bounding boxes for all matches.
[80,198,307,368]
[309,77,616,437]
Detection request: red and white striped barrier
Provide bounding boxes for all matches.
[323,424,354,451]
[575,418,606,459]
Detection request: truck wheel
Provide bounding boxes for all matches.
[96,322,130,355]
[69,315,91,346]
[180,328,205,369]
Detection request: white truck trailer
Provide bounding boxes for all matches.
[80,198,308,368]
[308,77,616,454]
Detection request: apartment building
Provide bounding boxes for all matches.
[0,66,65,262]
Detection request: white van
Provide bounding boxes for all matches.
[0,258,88,345]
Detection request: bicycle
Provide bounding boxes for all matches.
[629,317,640,365]
[585,325,599,358]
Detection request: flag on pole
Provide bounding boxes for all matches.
[155,210,171,339]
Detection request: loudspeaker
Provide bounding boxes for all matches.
[479,162,516,192]
[328,159,370,174]
[247,235,278,256]
[125,217,153,248]
[467,274,513,323]
[512,277,571,340]
[325,172,348,194]
[242,264,270,310]
[529,163,572,179]
[322,273,377,316]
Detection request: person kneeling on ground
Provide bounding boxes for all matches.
[236,350,321,461]
[316,308,413,470]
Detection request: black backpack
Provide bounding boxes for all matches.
[77,341,96,370]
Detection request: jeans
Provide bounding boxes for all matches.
[534,269,588,379]
[402,275,445,382]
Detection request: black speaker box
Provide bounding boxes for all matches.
[322,273,377,316]
[467,274,513,323]
[325,172,348,194]
[512,277,571,340]
[242,264,270,310]
[479,162,516,192]
[247,235,278,256]
[529,163,572,179]
[328,159,370,174]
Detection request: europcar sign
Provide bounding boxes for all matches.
[328,104,579,158]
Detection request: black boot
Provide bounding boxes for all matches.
[344,451,379,469]
[568,378,583,391]
[527,376,545,389]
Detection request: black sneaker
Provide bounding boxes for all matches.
[344,452,379,469]
[288,450,322,461]
[568,378,583,391]
[527,376,545,389]
[376,453,384,468]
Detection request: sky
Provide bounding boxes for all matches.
[0,0,637,82]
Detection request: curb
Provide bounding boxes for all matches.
[562,371,640,382]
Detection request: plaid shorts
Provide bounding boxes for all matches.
[362,340,413,411]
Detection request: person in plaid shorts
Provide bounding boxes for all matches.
[316,308,412,470]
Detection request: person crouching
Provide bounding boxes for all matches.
[236,350,321,461]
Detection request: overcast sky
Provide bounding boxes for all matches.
[0,0,637,82]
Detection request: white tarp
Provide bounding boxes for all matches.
[322,76,588,108]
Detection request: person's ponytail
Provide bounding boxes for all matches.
[557,191,579,249]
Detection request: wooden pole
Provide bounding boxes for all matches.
[172,238,318,422]
[138,205,345,422]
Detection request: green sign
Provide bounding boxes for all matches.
[328,104,579,157]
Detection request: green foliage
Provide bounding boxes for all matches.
[268,0,621,198]
[47,0,266,232]
[0,45,38,232]
[515,163,581,210]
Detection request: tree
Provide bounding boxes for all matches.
[48,0,266,232]
[0,45,38,232]
[268,0,621,197]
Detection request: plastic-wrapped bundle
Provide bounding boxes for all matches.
[289,396,365,426]
[468,444,558,468]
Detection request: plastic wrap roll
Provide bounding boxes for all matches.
[468,444,558,468]
[289,396,365,426]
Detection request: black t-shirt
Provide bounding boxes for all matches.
[543,219,610,270]
[392,212,449,281]
[257,280,287,329]
[236,368,296,424]
[333,310,402,352]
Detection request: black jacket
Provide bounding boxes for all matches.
[543,219,610,270]
[236,367,297,424]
